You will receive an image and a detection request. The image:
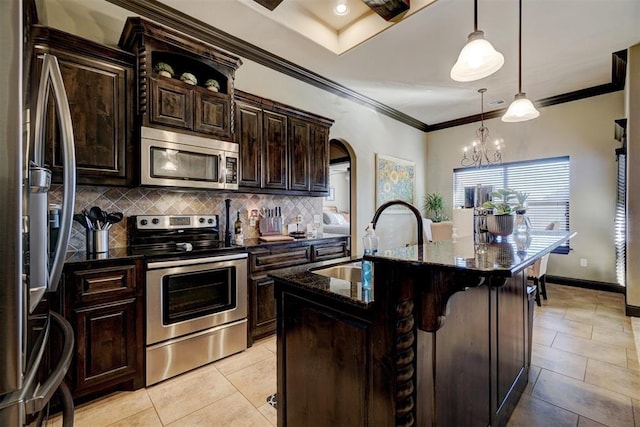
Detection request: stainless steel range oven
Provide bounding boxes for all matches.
[129,215,248,386]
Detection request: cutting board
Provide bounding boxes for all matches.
[258,235,296,242]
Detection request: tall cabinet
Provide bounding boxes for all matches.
[235,90,333,196]
[32,26,136,186]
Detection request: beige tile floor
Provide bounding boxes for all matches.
[50,283,640,427]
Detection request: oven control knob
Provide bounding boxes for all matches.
[152,218,159,225]
[207,218,214,224]
[199,217,205,223]
[140,219,148,226]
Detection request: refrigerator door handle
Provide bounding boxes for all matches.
[24,311,74,415]
[33,53,76,294]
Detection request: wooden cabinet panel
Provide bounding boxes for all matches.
[289,118,310,192]
[150,77,193,129]
[280,293,369,427]
[73,299,138,393]
[60,258,144,399]
[263,111,288,190]
[312,240,349,261]
[237,102,262,188]
[251,246,311,273]
[34,27,135,186]
[310,124,330,193]
[194,91,230,138]
[72,265,136,306]
[250,276,277,340]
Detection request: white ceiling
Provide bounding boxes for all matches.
[44,0,640,127]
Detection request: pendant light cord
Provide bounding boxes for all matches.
[474,0,478,32]
[518,0,522,93]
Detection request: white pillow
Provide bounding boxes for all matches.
[333,213,347,225]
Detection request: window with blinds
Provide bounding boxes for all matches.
[453,156,570,254]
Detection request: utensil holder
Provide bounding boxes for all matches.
[87,229,109,253]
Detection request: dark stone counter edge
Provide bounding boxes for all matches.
[268,256,373,309]
[64,234,350,264]
[364,231,576,277]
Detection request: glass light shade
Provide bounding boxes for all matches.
[450,31,505,82]
[501,93,540,122]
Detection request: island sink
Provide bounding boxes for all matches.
[311,261,362,282]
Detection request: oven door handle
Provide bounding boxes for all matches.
[146,252,248,269]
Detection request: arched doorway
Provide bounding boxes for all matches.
[324,138,356,252]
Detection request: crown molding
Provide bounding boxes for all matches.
[106,0,626,134]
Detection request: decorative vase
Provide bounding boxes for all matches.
[206,86,219,92]
[486,214,514,237]
[158,70,172,78]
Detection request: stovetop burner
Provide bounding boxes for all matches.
[128,214,242,259]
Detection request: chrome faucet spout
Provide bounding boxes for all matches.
[370,200,424,259]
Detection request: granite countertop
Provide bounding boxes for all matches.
[365,230,575,276]
[64,234,349,264]
[269,230,575,308]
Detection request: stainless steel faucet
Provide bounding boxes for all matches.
[370,200,424,260]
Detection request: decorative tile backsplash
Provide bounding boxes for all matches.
[50,185,323,252]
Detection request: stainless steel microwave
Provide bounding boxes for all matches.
[140,127,239,190]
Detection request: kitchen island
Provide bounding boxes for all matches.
[271,231,574,427]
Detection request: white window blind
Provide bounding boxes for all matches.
[453,156,570,253]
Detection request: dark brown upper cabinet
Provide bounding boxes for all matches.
[119,17,242,141]
[235,90,332,196]
[32,26,135,186]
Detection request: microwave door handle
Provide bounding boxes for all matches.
[219,154,226,184]
[43,54,76,293]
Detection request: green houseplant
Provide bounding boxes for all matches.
[155,62,174,78]
[205,79,220,92]
[482,188,519,237]
[423,192,448,223]
[180,72,198,86]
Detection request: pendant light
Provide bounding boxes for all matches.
[450,0,504,82]
[502,0,539,122]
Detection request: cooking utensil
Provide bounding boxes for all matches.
[73,213,90,230]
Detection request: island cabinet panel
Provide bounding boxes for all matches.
[33,26,135,186]
[493,272,527,424]
[280,294,368,427]
[58,258,144,400]
[236,102,263,188]
[417,286,491,427]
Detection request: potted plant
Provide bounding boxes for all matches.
[423,192,448,223]
[205,79,220,92]
[482,188,517,237]
[180,72,198,86]
[155,62,174,78]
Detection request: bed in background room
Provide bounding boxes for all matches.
[322,206,350,235]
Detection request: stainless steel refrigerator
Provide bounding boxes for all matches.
[1,1,76,425]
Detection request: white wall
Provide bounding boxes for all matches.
[39,2,429,255]
[426,92,624,283]
[326,169,350,213]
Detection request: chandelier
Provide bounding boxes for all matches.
[461,88,503,167]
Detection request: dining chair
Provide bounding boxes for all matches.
[528,222,557,306]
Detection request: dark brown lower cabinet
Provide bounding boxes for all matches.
[248,236,350,345]
[59,258,144,400]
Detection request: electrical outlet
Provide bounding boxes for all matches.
[313,214,321,224]
[580,258,588,267]
[249,217,256,227]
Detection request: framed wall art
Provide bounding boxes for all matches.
[375,153,416,208]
